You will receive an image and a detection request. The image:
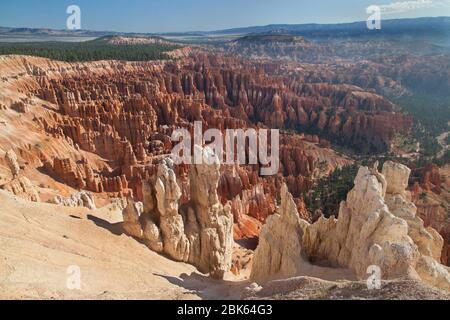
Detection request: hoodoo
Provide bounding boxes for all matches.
[121,147,234,279]
[251,162,450,291]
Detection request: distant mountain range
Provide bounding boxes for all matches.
[1,17,449,43]
[205,16,450,36]
[0,27,112,37]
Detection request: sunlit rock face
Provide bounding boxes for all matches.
[121,148,233,279]
[251,162,450,291]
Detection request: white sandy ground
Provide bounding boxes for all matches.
[0,190,248,300]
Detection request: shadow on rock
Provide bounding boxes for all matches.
[87,214,124,236]
[154,272,249,300]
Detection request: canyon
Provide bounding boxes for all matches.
[0,48,448,299]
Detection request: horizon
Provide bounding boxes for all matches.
[1,0,450,33]
[1,15,449,35]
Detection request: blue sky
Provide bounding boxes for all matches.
[1,0,449,33]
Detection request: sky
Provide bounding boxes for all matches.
[1,0,450,33]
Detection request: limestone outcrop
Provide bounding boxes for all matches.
[2,176,40,202]
[5,149,20,178]
[251,161,450,291]
[250,184,310,282]
[51,191,96,210]
[121,147,234,279]
[1,150,40,202]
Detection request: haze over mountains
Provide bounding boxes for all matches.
[1,16,450,45]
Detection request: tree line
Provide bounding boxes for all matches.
[0,41,178,62]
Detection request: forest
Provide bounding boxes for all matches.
[0,40,179,62]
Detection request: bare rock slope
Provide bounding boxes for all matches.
[0,189,242,300]
[251,161,450,291]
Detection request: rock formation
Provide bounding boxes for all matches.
[0,38,448,299]
[2,176,40,202]
[251,161,450,291]
[30,52,397,207]
[121,147,234,279]
[2,54,388,238]
[410,164,450,266]
[5,149,20,178]
[0,53,404,244]
[411,163,443,194]
[250,184,310,282]
[1,150,40,202]
[51,191,96,210]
